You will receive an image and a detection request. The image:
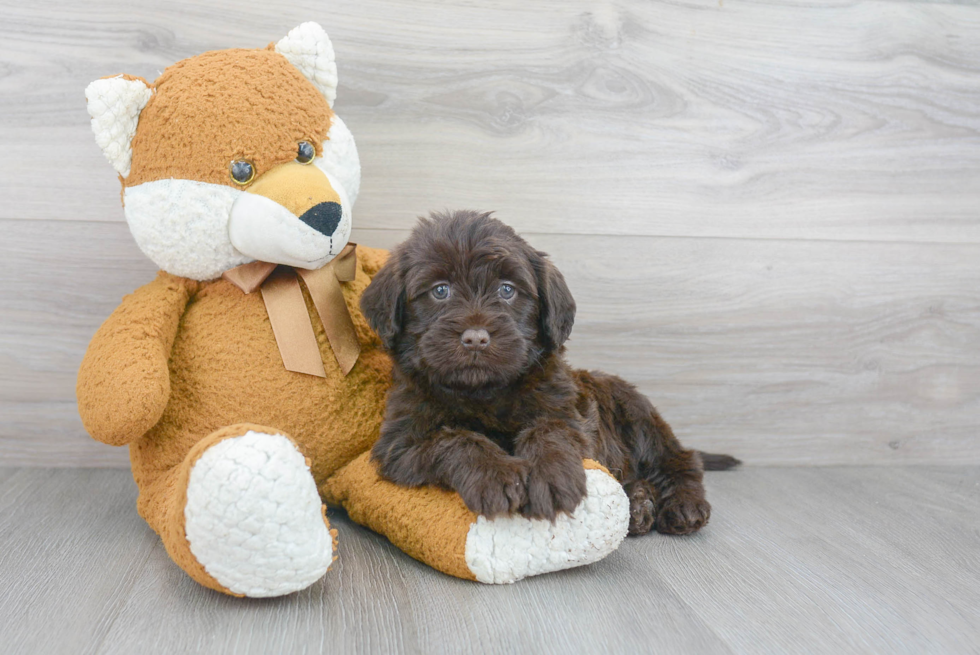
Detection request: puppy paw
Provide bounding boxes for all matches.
[656,491,711,535]
[625,480,656,535]
[457,458,529,518]
[521,459,588,521]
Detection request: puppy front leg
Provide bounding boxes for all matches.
[514,417,590,521]
[372,426,528,518]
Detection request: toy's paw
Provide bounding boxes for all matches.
[184,431,333,597]
[464,465,629,583]
[656,489,711,536]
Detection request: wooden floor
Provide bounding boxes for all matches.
[2,3,976,651]
[1,466,977,655]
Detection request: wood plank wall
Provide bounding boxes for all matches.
[1,0,978,466]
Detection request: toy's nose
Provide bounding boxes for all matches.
[246,161,341,230]
[299,202,343,236]
[461,328,490,351]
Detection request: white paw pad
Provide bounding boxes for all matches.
[464,468,630,584]
[184,431,332,597]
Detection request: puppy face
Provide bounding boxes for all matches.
[362,210,576,391]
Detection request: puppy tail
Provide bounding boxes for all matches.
[698,451,742,471]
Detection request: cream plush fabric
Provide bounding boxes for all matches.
[77,23,629,597]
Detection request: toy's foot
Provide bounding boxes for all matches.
[465,463,629,583]
[184,430,334,597]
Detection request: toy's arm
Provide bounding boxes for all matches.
[324,454,629,584]
[76,272,196,446]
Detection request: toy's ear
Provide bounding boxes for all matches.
[85,75,152,178]
[275,22,338,107]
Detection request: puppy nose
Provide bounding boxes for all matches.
[461,328,490,351]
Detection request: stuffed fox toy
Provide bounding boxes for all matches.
[78,22,630,597]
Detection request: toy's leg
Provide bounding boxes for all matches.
[136,424,336,597]
[323,454,629,584]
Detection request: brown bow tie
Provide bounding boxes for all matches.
[222,243,360,377]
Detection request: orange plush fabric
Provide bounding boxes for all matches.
[78,26,500,593]
[325,452,479,581]
[77,273,196,446]
[125,48,333,189]
[79,24,630,596]
[76,247,490,590]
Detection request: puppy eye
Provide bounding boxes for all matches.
[431,284,451,300]
[499,283,516,300]
[296,141,316,165]
[229,159,255,186]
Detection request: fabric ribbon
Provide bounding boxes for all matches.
[222,243,360,377]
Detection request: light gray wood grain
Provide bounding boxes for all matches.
[560,233,980,465]
[3,220,978,466]
[2,0,980,242]
[97,503,731,655]
[2,1,979,466]
[1,467,977,654]
[0,468,159,655]
[647,467,980,654]
[0,221,401,468]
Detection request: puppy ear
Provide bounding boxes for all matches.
[535,252,576,350]
[360,253,405,351]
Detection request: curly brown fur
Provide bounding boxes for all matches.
[361,210,739,533]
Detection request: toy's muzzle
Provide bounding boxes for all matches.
[228,161,351,269]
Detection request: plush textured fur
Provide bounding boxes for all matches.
[85,24,359,281]
[361,210,739,535]
[80,25,632,594]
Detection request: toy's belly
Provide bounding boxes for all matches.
[141,279,390,482]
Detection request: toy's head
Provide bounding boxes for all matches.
[86,22,360,281]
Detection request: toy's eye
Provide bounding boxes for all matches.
[499,283,516,300]
[296,141,316,164]
[229,160,255,185]
[431,284,451,301]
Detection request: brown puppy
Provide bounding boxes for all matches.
[361,210,739,536]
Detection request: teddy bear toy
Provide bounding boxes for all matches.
[78,22,630,597]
